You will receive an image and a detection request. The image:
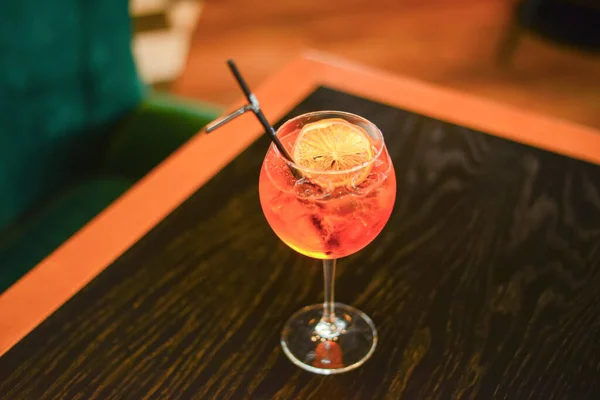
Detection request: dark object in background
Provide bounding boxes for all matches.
[498,0,600,64]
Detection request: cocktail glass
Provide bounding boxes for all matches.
[259,111,396,374]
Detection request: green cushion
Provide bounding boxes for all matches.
[0,93,223,293]
[105,94,222,180]
[0,177,133,293]
[0,0,144,231]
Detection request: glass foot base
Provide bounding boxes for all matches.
[281,302,377,375]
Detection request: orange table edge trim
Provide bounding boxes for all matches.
[1,51,598,357]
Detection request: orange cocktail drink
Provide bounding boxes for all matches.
[259,119,396,259]
[258,111,396,375]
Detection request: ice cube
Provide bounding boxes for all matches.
[350,172,386,196]
[294,178,332,200]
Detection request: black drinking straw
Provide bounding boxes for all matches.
[205,60,302,178]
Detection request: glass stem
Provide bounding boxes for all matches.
[314,259,342,339]
[322,259,336,324]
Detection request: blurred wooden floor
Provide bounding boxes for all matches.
[173,0,600,130]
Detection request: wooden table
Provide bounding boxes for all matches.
[1,52,600,399]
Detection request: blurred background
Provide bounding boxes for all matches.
[1,0,599,291]
[132,0,600,129]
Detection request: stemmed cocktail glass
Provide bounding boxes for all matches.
[259,111,396,374]
[206,61,396,374]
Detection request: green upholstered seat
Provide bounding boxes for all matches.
[0,0,221,292]
[0,0,145,231]
[0,177,133,293]
[105,94,222,181]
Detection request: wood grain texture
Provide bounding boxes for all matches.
[1,87,600,399]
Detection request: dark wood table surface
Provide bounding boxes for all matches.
[2,60,600,399]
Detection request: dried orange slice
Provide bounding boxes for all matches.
[293,118,374,187]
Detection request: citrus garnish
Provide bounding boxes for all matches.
[293,118,374,187]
